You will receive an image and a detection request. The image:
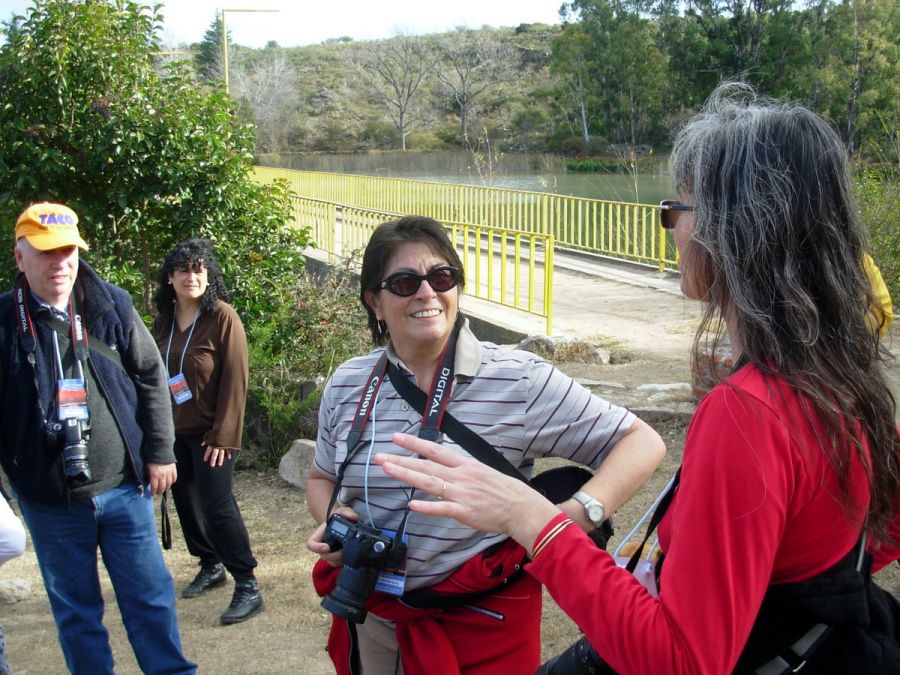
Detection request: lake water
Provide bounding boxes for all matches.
[257,150,674,206]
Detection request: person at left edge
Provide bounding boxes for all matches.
[0,202,196,675]
[0,493,26,675]
[152,238,263,625]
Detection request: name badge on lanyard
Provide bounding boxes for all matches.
[58,378,89,420]
[165,313,200,406]
[168,373,193,404]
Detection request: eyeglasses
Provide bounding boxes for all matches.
[659,200,698,230]
[378,266,461,297]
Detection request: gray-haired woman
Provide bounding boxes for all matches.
[374,84,900,673]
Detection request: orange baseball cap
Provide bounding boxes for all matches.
[15,202,89,251]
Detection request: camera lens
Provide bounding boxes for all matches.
[63,441,91,485]
[321,565,381,623]
[61,418,91,485]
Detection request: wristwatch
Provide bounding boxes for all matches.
[573,491,606,528]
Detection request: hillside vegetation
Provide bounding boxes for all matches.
[192,1,898,167]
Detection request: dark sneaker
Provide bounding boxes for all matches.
[181,563,226,599]
[220,579,264,625]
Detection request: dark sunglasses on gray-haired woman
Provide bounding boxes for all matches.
[659,200,698,230]
[378,266,461,297]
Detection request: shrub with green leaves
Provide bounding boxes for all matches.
[0,0,306,323]
[0,0,317,462]
[856,173,900,302]
[243,264,371,468]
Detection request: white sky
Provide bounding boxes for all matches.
[0,1,565,48]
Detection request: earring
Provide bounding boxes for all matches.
[376,320,386,337]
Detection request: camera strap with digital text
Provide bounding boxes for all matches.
[387,363,531,484]
[326,329,463,555]
[331,327,465,510]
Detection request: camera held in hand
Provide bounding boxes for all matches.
[321,513,407,624]
[61,417,91,486]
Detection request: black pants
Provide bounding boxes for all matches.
[171,433,257,581]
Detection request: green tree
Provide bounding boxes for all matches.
[561,0,668,146]
[816,0,899,157]
[194,12,229,83]
[0,0,306,323]
[550,22,599,143]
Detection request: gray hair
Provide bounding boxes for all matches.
[671,82,898,541]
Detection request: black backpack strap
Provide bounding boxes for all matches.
[749,533,869,675]
[37,314,126,374]
[387,363,529,484]
[625,467,680,573]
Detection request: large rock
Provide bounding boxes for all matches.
[0,579,31,603]
[279,439,316,489]
[691,335,733,402]
[517,335,610,364]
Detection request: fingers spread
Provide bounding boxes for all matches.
[391,433,465,467]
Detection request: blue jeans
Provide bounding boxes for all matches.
[17,483,196,675]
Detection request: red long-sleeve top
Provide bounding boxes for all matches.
[528,364,900,674]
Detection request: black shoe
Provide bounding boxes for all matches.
[181,563,226,599]
[220,579,264,625]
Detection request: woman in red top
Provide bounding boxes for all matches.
[374,82,900,673]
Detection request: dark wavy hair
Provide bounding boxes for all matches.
[670,82,899,542]
[360,216,465,346]
[154,238,230,321]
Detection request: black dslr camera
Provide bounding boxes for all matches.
[59,417,92,486]
[321,513,407,624]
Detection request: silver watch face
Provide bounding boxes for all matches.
[586,503,605,524]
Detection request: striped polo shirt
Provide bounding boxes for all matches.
[314,320,635,590]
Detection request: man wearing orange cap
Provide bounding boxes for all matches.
[0,203,196,674]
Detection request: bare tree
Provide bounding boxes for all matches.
[352,33,436,150]
[434,27,518,142]
[232,53,299,153]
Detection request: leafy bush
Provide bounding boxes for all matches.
[242,263,371,468]
[566,158,623,173]
[856,173,900,301]
[0,0,306,319]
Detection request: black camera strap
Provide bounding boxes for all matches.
[327,330,458,532]
[39,313,125,373]
[13,277,92,431]
[387,365,529,484]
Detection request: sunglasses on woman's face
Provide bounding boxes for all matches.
[659,200,698,230]
[378,266,461,297]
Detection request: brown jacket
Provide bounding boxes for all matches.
[153,300,248,449]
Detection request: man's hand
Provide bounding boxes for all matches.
[146,462,177,495]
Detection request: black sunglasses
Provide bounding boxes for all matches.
[659,200,698,230]
[378,266,461,297]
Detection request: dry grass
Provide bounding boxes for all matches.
[2,425,687,673]
[4,411,898,673]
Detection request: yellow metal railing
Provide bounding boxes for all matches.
[254,167,678,272]
[270,187,555,335]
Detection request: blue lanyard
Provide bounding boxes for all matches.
[164,311,200,378]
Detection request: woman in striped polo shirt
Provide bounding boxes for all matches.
[306,215,666,674]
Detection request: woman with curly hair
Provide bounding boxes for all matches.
[153,238,263,625]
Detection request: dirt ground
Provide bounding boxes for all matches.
[1,367,692,675]
[3,309,899,673]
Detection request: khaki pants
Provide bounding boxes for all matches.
[356,613,402,675]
